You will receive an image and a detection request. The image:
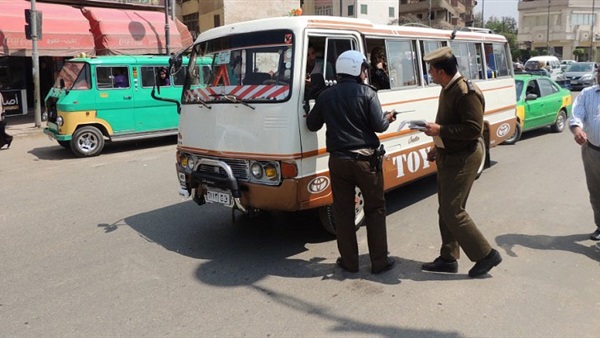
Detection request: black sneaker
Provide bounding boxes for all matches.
[421,257,458,273]
[468,249,502,278]
[590,229,600,241]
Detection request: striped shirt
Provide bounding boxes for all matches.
[570,85,600,147]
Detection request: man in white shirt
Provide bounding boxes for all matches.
[569,69,600,240]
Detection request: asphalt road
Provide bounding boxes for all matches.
[1,108,599,337]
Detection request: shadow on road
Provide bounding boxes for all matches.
[28,135,176,160]
[496,233,600,263]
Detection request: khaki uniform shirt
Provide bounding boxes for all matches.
[435,75,485,153]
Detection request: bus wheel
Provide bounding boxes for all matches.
[476,138,487,179]
[502,123,521,145]
[551,110,567,133]
[318,187,365,235]
[71,126,104,157]
[57,140,71,149]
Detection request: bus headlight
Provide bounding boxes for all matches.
[251,162,264,179]
[56,116,64,126]
[249,161,281,185]
[187,156,195,170]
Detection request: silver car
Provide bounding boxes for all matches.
[563,62,598,90]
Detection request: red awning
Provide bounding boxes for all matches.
[82,7,186,55]
[0,0,95,57]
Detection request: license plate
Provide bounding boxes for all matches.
[205,188,234,207]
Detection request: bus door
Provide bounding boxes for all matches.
[95,65,135,133]
[301,33,362,159]
[134,65,180,132]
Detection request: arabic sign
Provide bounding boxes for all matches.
[36,0,166,9]
[1,89,28,116]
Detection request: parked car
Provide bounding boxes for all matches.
[524,55,563,80]
[562,61,598,91]
[504,73,572,144]
[560,59,576,71]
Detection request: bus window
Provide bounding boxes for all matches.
[387,40,419,88]
[325,38,357,77]
[492,43,510,77]
[96,66,129,89]
[450,41,481,80]
[172,67,186,86]
[421,40,444,85]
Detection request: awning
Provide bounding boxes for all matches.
[82,7,186,55]
[0,0,95,57]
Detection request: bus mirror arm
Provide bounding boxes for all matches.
[151,86,182,114]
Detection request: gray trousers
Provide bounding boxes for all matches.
[582,144,600,229]
[436,142,492,262]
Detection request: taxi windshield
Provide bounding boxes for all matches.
[183,29,294,104]
[55,62,90,90]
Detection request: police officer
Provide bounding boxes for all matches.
[420,46,502,278]
[306,50,396,274]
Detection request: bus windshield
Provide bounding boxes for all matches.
[183,29,294,104]
[54,62,90,90]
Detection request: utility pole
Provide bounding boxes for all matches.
[164,0,170,55]
[481,0,484,27]
[31,0,41,128]
[546,0,551,55]
[592,0,596,62]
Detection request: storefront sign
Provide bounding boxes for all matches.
[1,89,28,116]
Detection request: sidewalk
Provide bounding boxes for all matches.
[5,113,46,137]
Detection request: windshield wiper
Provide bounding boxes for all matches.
[210,94,255,110]
[193,95,212,109]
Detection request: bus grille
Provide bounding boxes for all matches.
[197,157,249,181]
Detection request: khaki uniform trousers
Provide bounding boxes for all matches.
[329,156,389,272]
[436,142,491,262]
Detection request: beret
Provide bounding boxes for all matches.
[423,46,454,64]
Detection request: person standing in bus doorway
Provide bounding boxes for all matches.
[0,82,13,149]
[306,50,396,274]
[420,46,502,278]
[569,69,600,241]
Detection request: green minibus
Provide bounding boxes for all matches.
[44,54,212,157]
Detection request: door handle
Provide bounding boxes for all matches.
[123,96,132,100]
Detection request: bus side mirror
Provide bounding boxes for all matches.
[169,54,183,76]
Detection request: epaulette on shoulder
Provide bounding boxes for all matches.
[465,79,476,92]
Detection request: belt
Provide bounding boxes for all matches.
[588,142,600,151]
[330,150,373,161]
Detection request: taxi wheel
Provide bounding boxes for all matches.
[502,123,521,145]
[319,187,365,236]
[71,126,105,157]
[551,110,567,133]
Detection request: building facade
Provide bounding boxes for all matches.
[518,0,599,61]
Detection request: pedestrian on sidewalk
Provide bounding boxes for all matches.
[0,82,14,150]
[420,47,502,278]
[569,73,600,241]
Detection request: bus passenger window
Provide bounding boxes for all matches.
[112,67,129,88]
[387,40,419,88]
[369,46,390,90]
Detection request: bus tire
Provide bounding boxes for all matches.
[475,137,488,179]
[71,126,105,157]
[502,122,521,145]
[318,187,365,236]
[550,110,567,133]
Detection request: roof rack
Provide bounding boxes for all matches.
[459,27,494,34]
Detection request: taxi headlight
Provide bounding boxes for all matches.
[251,162,263,179]
[56,116,64,126]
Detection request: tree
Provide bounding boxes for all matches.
[483,16,519,62]
[573,48,585,61]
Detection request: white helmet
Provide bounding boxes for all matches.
[336,50,367,76]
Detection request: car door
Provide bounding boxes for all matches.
[523,79,546,130]
[536,77,562,126]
